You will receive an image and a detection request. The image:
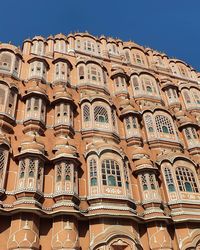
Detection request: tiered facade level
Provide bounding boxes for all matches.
[0,32,199,250]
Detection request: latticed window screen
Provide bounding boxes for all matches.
[37,162,42,180]
[144,115,154,132]
[155,115,174,134]
[191,127,198,139]
[141,174,148,190]
[185,128,192,140]
[90,159,97,186]
[83,104,90,122]
[28,159,35,177]
[56,164,62,182]
[141,173,157,191]
[125,116,137,130]
[0,150,6,180]
[132,117,137,128]
[125,117,131,130]
[102,160,122,187]
[94,106,108,123]
[124,163,130,189]
[111,110,116,127]
[64,162,71,181]
[172,89,177,98]
[149,174,156,190]
[19,160,26,179]
[164,168,175,192]
[176,167,198,193]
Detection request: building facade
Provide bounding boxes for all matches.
[0,32,199,249]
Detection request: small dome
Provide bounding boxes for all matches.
[19,135,45,155]
[25,80,47,97]
[135,158,152,167]
[54,33,66,40]
[52,138,78,160]
[53,85,73,102]
[32,35,45,41]
[121,104,138,116]
[0,43,22,56]
[0,133,10,148]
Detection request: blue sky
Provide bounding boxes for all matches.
[1,0,200,70]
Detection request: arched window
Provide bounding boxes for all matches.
[124,163,130,189]
[185,128,192,140]
[132,117,137,128]
[83,104,90,122]
[54,62,68,82]
[141,174,148,190]
[125,117,131,130]
[140,173,157,191]
[111,110,117,129]
[94,106,108,123]
[56,164,62,182]
[147,85,153,93]
[25,97,46,122]
[164,168,175,192]
[144,114,154,133]
[108,43,118,55]
[64,162,71,181]
[28,159,35,177]
[0,149,8,188]
[125,116,137,130]
[101,160,122,187]
[54,161,76,193]
[37,41,44,55]
[0,88,5,106]
[125,50,131,62]
[19,160,25,179]
[132,76,140,91]
[90,159,97,186]
[79,65,84,80]
[133,53,144,65]
[18,158,43,191]
[84,40,95,53]
[176,167,198,193]
[155,115,174,134]
[7,88,17,116]
[192,89,200,104]
[149,174,156,189]
[191,127,198,139]
[142,77,157,94]
[76,39,81,49]
[0,52,12,71]
[55,103,69,125]
[183,90,191,104]
[88,65,102,83]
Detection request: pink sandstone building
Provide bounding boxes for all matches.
[0,32,199,249]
